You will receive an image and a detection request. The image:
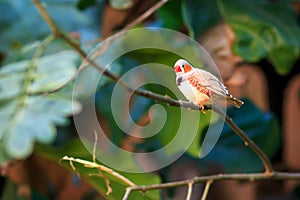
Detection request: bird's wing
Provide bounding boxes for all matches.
[193,68,229,97]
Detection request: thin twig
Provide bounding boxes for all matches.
[91,130,112,195]
[101,171,113,195]
[68,159,81,178]
[122,0,169,31]
[61,156,135,187]
[33,0,58,35]
[93,130,98,163]
[186,181,194,200]
[201,180,212,200]
[125,171,300,193]
[89,172,113,195]
[122,188,132,200]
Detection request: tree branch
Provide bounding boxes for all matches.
[61,156,135,187]
[122,0,169,31]
[122,188,132,200]
[201,180,212,200]
[33,0,58,35]
[186,181,194,200]
[32,0,169,92]
[125,172,300,193]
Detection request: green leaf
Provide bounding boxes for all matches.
[232,30,267,61]
[0,51,79,98]
[157,106,211,157]
[182,0,221,38]
[35,138,91,160]
[28,51,78,93]
[3,39,73,64]
[76,0,96,10]
[0,101,17,140]
[0,96,81,161]
[0,0,100,53]
[0,73,23,100]
[157,0,184,30]
[201,99,281,173]
[218,0,300,75]
[0,50,81,163]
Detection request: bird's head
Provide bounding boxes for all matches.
[174,59,193,75]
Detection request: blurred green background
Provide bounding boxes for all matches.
[0,0,299,199]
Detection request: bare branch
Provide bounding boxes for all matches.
[201,180,212,200]
[90,130,112,195]
[61,156,135,187]
[93,130,98,163]
[88,172,112,195]
[122,188,132,200]
[122,0,169,31]
[125,172,300,193]
[186,181,194,200]
[32,0,58,35]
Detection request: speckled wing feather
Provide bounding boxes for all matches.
[191,68,243,108]
[192,68,228,98]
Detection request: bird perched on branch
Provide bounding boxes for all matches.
[174,59,244,113]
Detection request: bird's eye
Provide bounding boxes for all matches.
[181,65,185,69]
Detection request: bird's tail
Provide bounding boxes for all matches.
[226,95,244,108]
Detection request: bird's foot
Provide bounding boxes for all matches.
[199,104,206,114]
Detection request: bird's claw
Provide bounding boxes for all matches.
[200,104,206,114]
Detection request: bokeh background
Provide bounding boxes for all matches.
[0,0,300,199]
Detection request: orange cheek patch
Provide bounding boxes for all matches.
[184,65,192,73]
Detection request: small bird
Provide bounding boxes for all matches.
[174,59,244,112]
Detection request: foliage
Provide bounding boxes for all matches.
[0,0,101,55]
[162,0,300,75]
[0,48,81,163]
[217,0,300,75]
[182,0,221,38]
